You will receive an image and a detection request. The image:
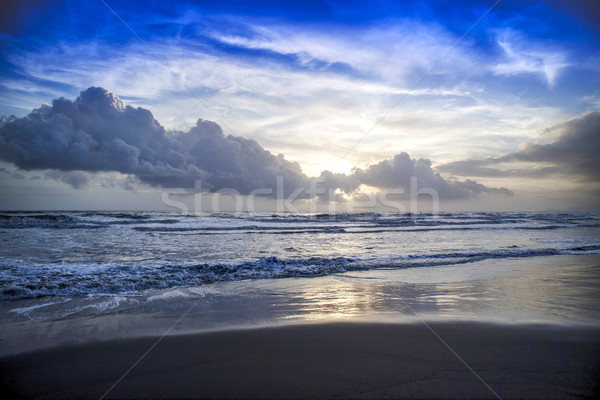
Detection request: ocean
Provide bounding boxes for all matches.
[2,211,599,300]
[1,211,600,355]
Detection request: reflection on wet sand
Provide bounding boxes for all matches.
[0,255,598,356]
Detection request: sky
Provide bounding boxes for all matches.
[0,0,599,211]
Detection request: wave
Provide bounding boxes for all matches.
[132,224,597,235]
[0,213,180,229]
[132,225,349,234]
[2,211,598,232]
[2,245,599,300]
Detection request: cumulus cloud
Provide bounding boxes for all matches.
[0,87,306,194]
[347,153,512,199]
[438,111,600,181]
[0,87,510,200]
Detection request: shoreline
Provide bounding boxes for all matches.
[1,254,600,359]
[2,321,599,399]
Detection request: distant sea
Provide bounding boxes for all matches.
[1,211,599,300]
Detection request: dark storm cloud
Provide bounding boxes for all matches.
[438,111,600,182]
[0,87,510,199]
[0,87,306,194]
[497,111,600,180]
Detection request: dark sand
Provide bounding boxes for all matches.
[2,322,599,399]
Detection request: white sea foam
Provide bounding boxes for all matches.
[1,211,599,300]
[147,289,190,301]
[9,299,71,315]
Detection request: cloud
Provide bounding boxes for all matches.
[497,111,600,180]
[492,30,569,88]
[438,111,600,181]
[347,153,512,199]
[44,170,91,189]
[0,87,306,194]
[0,87,511,200]
[209,19,477,84]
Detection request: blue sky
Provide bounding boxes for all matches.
[1,0,599,210]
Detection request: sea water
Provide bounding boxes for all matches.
[1,211,599,355]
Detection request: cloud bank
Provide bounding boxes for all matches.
[439,111,600,182]
[320,153,512,200]
[0,87,306,194]
[0,87,511,199]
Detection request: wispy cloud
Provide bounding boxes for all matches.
[208,18,483,84]
[492,29,569,88]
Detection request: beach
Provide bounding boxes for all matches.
[3,322,599,399]
[1,212,599,398]
[1,253,599,399]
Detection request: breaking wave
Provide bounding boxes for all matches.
[2,245,599,300]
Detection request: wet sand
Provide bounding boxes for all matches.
[2,321,599,399]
